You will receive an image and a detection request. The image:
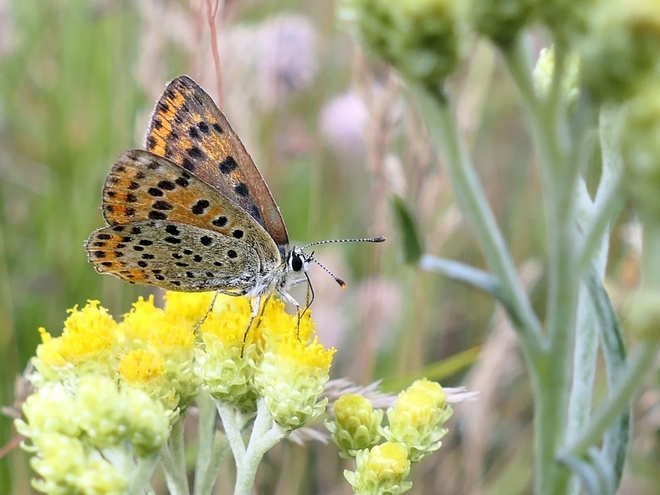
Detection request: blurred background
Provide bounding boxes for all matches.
[0,0,657,493]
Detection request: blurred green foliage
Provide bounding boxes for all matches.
[1,1,656,494]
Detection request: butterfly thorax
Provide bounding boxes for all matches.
[249,245,311,300]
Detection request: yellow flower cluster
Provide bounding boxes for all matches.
[36,295,198,412]
[19,291,335,493]
[346,441,412,495]
[331,379,453,494]
[196,296,334,427]
[16,376,170,494]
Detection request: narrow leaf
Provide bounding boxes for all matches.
[390,195,424,264]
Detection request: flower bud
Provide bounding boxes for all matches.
[345,442,412,495]
[532,46,580,104]
[580,0,660,102]
[328,394,383,457]
[469,0,536,47]
[382,379,452,462]
[621,83,660,223]
[340,0,464,93]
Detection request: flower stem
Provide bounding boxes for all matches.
[160,418,190,495]
[127,454,159,494]
[503,37,585,495]
[232,399,286,495]
[408,84,544,361]
[577,106,624,272]
[194,392,229,495]
[216,403,247,462]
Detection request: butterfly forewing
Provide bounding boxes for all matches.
[86,221,264,293]
[144,75,289,247]
[85,149,283,291]
[100,149,279,264]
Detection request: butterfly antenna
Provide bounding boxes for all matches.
[302,236,386,250]
[302,236,385,288]
[310,255,347,288]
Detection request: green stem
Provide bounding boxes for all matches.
[194,392,228,495]
[565,284,599,438]
[216,403,247,461]
[233,399,286,495]
[127,454,159,494]
[565,104,625,493]
[160,418,191,495]
[504,37,583,495]
[577,106,624,273]
[577,183,623,272]
[408,84,544,361]
[587,270,629,486]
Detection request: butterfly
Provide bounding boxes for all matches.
[86,75,384,328]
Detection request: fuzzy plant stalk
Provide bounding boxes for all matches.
[341,0,660,494]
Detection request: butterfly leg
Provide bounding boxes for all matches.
[278,290,304,340]
[193,289,241,333]
[194,291,220,331]
[302,271,315,318]
[241,295,262,357]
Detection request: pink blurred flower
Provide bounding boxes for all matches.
[320,91,368,159]
[257,14,318,109]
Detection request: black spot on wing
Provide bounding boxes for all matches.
[219,156,238,174]
[234,183,249,197]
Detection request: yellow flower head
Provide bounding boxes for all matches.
[345,441,412,495]
[623,290,660,341]
[120,295,162,342]
[165,291,215,324]
[254,336,335,430]
[122,386,172,457]
[328,394,384,458]
[16,383,80,440]
[74,375,128,449]
[195,296,260,410]
[622,82,660,224]
[199,295,256,351]
[119,349,165,383]
[36,301,118,377]
[120,295,199,410]
[122,295,195,351]
[196,295,318,412]
[340,0,465,93]
[29,433,127,495]
[383,379,452,463]
[469,0,537,46]
[580,0,660,102]
[259,299,315,346]
[364,442,411,485]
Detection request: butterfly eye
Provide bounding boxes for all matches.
[290,252,304,272]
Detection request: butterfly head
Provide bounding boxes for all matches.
[287,246,312,274]
[280,236,386,294]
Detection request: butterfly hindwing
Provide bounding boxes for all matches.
[144,75,289,247]
[86,220,263,293]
